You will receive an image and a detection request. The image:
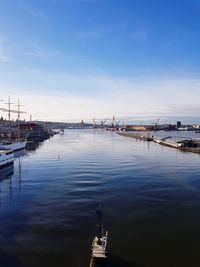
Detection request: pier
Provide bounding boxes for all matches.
[159,139,200,154]
[117,131,200,154]
[117,131,153,141]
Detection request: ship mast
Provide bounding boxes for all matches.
[6,97,15,142]
[0,100,3,138]
[0,99,3,119]
[15,100,24,141]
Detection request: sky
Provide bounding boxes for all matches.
[0,0,200,123]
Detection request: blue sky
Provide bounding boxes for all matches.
[0,0,200,123]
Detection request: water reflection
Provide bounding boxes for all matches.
[0,164,14,205]
[26,141,44,152]
[14,149,26,159]
[0,130,200,267]
[0,164,14,181]
[95,255,146,267]
[15,156,22,193]
[0,142,40,205]
[0,250,22,267]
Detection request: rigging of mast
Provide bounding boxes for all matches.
[5,97,15,142]
[0,97,26,141]
[15,100,25,140]
[0,99,4,120]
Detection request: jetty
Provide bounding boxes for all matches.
[89,206,108,267]
[157,139,200,154]
[117,131,200,154]
[117,131,153,141]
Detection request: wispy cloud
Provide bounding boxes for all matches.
[131,29,149,42]
[0,52,10,63]
[164,104,200,116]
[0,36,10,63]
[22,4,54,31]
[23,48,62,58]
[0,67,200,122]
[76,30,103,40]
[23,6,47,19]
[64,0,103,3]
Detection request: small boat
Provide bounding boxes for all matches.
[89,206,108,267]
[0,148,14,169]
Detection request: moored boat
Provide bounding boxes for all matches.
[0,148,14,169]
[0,140,27,152]
[0,97,27,152]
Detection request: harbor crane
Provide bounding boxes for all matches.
[100,119,107,128]
[114,120,121,130]
[93,118,107,128]
[111,116,115,128]
[151,118,160,131]
[93,118,96,128]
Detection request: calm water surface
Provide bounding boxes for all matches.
[0,130,200,267]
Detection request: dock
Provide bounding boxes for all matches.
[117,131,200,154]
[159,139,200,154]
[117,132,153,141]
[89,206,108,267]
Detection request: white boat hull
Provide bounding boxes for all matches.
[0,149,14,169]
[0,140,27,152]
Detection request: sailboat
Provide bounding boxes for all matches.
[0,98,27,152]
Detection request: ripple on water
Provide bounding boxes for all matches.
[1,130,200,267]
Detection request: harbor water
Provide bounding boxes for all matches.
[0,130,200,267]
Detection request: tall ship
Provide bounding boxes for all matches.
[0,98,27,152]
